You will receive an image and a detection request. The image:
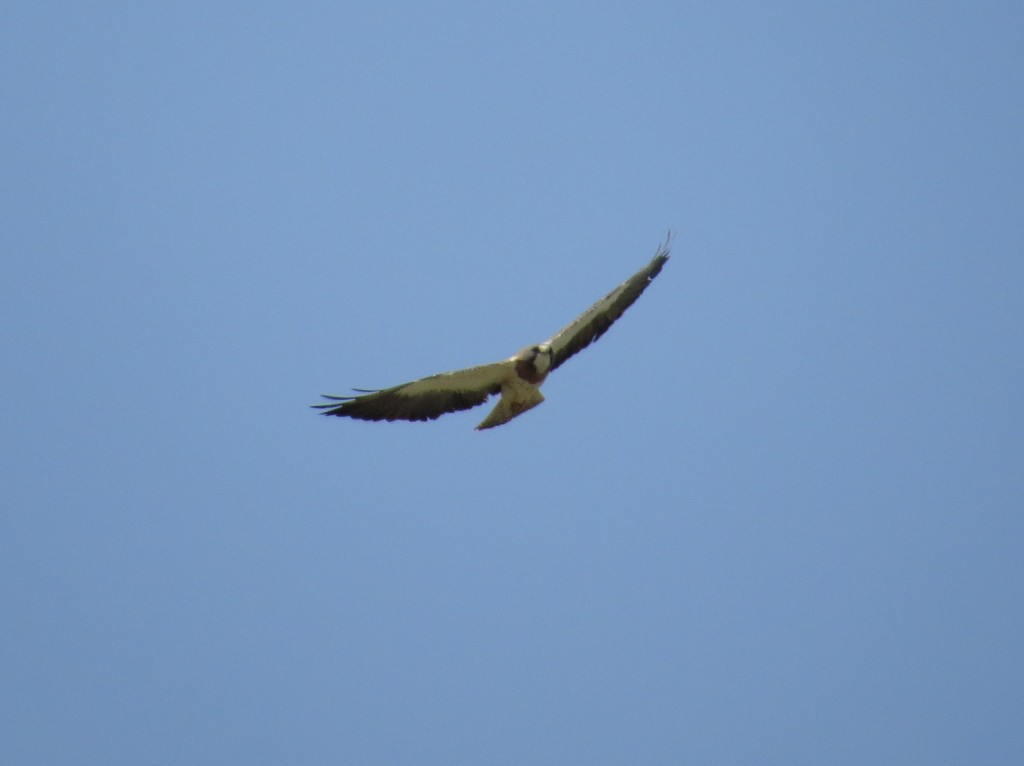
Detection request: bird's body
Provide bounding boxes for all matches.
[314,236,671,429]
[476,346,550,430]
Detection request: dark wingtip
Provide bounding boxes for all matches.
[646,235,672,279]
[313,388,380,406]
[654,231,673,261]
[312,393,358,412]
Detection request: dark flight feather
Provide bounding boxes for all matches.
[546,236,671,372]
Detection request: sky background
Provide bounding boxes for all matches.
[3,2,1023,764]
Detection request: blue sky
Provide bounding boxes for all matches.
[3,2,1022,764]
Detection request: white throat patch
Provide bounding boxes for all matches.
[534,348,551,376]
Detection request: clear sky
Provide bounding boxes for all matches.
[3,2,1022,764]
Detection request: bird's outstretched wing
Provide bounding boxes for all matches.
[312,360,512,423]
[545,235,671,372]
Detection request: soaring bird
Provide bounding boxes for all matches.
[314,236,671,430]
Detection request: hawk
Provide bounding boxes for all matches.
[314,236,671,430]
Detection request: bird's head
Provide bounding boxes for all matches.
[514,344,553,383]
[532,343,553,375]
